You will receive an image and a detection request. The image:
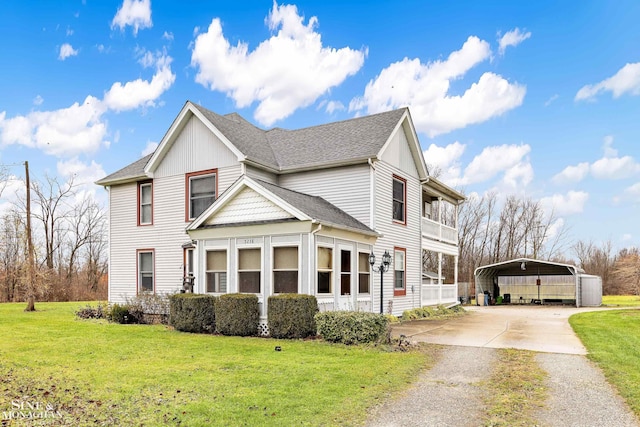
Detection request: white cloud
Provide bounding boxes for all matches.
[544,94,559,107]
[540,191,589,216]
[552,162,590,184]
[141,140,158,156]
[462,143,531,185]
[111,0,152,35]
[57,157,106,187]
[602,135,617,157]
[350,36,525,137]
[423,141,465,182]
[191,2,366,126]
[324,101,345,114]
[103,54,175,112]
[162,31,174,41]
[59,43,79,60]
[625,182,640,199]
[501,161,534,189]
[591,156,640,179]
[622,233,633,242]
[33,95,44,106]
[0,54,174,157]
[498,28,531,55]
[575,62,640,101]
[0,97,108,157]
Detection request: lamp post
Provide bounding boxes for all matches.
[369,250,392,314]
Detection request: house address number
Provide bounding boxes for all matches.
[239,238,256,245]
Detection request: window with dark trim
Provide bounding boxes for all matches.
[392,175,406,224]
[206,250,227,293]
[138,181,153,225]
[238,248,261,293]
[394,247,406,296]
[185,169,217,221]
[273,247,298,294]
[358,252,370,294]
[340,250,351,296]
[317,247,333,294]
[137,250,154,293]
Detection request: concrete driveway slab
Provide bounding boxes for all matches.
[392,305,615,354]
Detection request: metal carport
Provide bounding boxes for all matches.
[474,258,600,307]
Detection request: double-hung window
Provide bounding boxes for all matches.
[392,175,406,224]
[358,252,370,294]
[138,250,154,292]
[238,248,261,293]
[394,248,406,296]
[186,170,217,221]
[317,247,333,294]
[273,247,298,293]
[206,250,227,293]
[138,181,152,225]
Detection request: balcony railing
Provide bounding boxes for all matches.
[421,283,458,306]
[422,216,458,244]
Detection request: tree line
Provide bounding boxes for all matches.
[448,193,639,295]
[0,169,107,304]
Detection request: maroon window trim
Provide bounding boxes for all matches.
[393,246,407,297]
[185,169,218,222]
[137,180,153,226]
[392,174,407,226]
[136,249,155,294]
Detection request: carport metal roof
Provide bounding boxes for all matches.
[474,258,584,278]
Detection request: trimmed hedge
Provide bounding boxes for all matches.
[268,294,318,339]
[169,294,216,333]
[107,303,137,324]
[215,293,259,336]
[315,311,390,345]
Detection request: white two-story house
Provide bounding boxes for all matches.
[97,101,465,327]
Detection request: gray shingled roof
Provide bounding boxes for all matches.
[97,102,407,185]
[265,108,407,170]
[96,153,152,185]
[255,179,376,235]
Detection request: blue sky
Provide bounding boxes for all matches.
[1,0,639,254]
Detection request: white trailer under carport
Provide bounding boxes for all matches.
[474,258,602,308]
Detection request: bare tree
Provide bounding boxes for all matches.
[573,239,616,294]
[611,247,640,295]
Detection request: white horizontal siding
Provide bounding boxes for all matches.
[218,164,243,196]
[245,165,278,184]
[372,161,422,316]
[155,115,239,178]
[279,164,371,226]
[207,187,293,225]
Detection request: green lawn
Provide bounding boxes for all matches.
[570,308,640,418]
[0,302,430,426]
[601,295,640,307]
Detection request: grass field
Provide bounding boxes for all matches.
[570,307,640,418]
[0,302,431,426]
[601,295,640,307]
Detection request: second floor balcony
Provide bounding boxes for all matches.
[422,216,457,245]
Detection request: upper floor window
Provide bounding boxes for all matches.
[186,170,217,221]
[392,175,406,224]
[394,247,406,296]
[138,181,153,225]
[273,246,298,294]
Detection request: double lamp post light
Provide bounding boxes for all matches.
[369,250,392,314]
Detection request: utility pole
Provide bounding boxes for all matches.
[24,161,36,311]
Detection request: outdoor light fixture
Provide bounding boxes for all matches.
[521,261,526,271]
[369,250,392,314]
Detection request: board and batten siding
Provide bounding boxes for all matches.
[279,164,371,226]
[155,115,239,178]
[373,161,423,316]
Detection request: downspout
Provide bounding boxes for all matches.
[310,222,323,296]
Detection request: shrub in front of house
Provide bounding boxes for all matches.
[315,311,390,345]
[169,294,217,333]
[215,293,259,336]
[107,303,139,324]
[75,302,107,320]
[268,294,318,339]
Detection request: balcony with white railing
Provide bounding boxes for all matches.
[422,216,458,245]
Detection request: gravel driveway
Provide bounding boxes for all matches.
[364,307,640,427]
